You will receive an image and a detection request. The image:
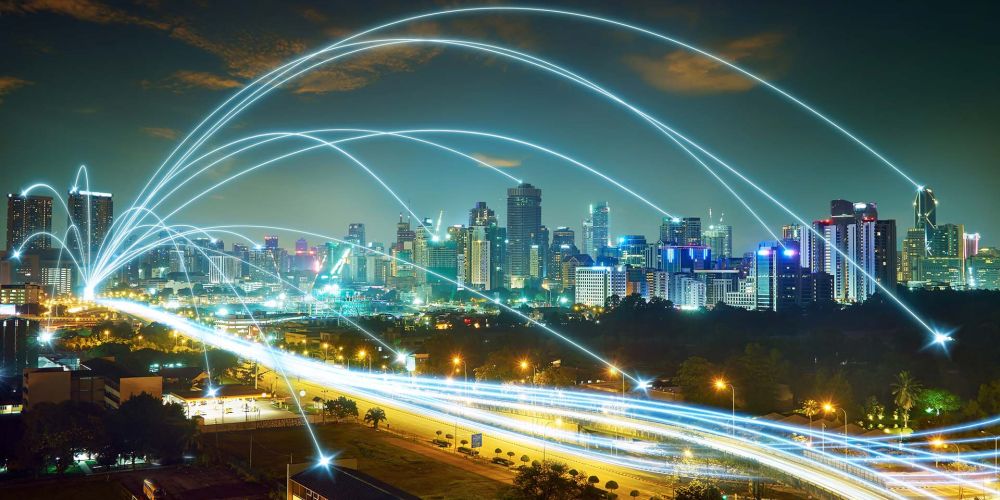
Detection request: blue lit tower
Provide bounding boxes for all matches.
[506,183,542,287]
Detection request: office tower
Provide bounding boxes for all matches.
[618,235,648,267]
[574,266,626,307]
[914,187,937,231]
[582,217,593,259]
[67,189,113,254]
[754,241,808,311]
[0,317,38,387]
[660,245,712,274]
[232,243,250,278]
[682,217,702,246]
[781,224,801,242]
[587,202,610,258]
[395,214,415,248]
[547,227,577,284]
[659,217,685,245]
[6,194,53,252]
[264,235,279,250]
[967,249,1000,290]
[965,233,980,258]
[346,223,365,248]
[469,202,497,227]
[702,224,733,261]
[644,269,670,300]
[929,223,964,258]
[413,216,434,284]
[506,183,542,287]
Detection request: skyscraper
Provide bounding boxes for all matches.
[588,202,610,258]
[67,189,113,255]
[682,217,702,246]
[807,200,885,303]
[6,194,53,253]
[506,183,542,286]
[659,217,685,245]
[702,224,733,261]
[874,220,898,291]
[914,187,937,231]
[346,223,366,248]
[469,201,497,227]
[548,227,577,283]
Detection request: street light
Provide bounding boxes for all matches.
[519,359,536,385]
[452,356,467,383]
[981,430,998,488]
[542,417,563,462]
[321,342,329,361]
[609,367,625,400]
[713,378,735,435]
[823,402,848,442]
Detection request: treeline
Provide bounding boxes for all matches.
[0,394,197,475]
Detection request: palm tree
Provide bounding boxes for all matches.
[797,400,820,426]
[507,451,516,461]
[363,407,387,430]
[494,447,502,458]
[891,371,922,430]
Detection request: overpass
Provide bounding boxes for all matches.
[102,299,997,500]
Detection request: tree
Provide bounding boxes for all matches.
[605,480,619,494]
[533,366,576,387]
[975,379,1000,415]
[629,490,640,498]
[891,371,922,429]
[796,399,820,429]
[508,461,604,500]
[495,447,503,458]
[730,343,789,413]
[22,401,108,473]
[325,396,359,421]
[918,389,961,416]
[860,396,887,429]
[364,407,387,430]
[112,393,197,466]
[520,455,531,466]
[587,475,600,487]
[675,357,717,405]
[674,480,723,500]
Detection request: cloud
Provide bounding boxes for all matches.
[157,70,243,91]
[141,126,179,140]
[624,33,786,94]
[0,76,32,104]
[471,153,521,168]
[0,0,168,29]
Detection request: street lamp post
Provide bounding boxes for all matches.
[982,430,998,488]
[321,343,329,361]
[519,359,536,385]
[541,417,562,462]
[714,378,735,435]
[823,402,848,444]
[609,367,626,401]
[453,356,467,383]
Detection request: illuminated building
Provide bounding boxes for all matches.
[0,317,38,387]
[574,266,625,307]
[644,269,670,300]
[506,183,542,287]
[964,232,980,257]
[587,202,610,258]
[617,235,648,267]
[67,189,113,254]
[346,223,366,248]
[914,187,938,231]
[659,245,712,274]
[6,194,52,252]
[806,200,884,303]
[560,253,593,290]
[900,227,926,283]
[874,220,898,291]
[208,254,241,285]
[967,249,1000,289]
[682,217,702,246]
[659,217,684,245]
[0,283,43,305]
[695,269,739,307]
[547,227,578,282]
[702,224,733,261]
[670,274,706,308]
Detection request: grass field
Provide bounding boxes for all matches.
[202,423,510,499]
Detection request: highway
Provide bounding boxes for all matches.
[103,300,998,499]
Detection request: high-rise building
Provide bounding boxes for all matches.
[670,274,706,308]
[67,189,113,254]
[874,220,898,292]
[659,217,685,245]
[581,217,593,260]
[0,316,38,387]
[702,224,733,261]
[618,235,648,267]
[346,223,366,248]
[754,241,808,311]
[929,223,964,258]
[914,187,938,231]
[6,194,53,253]
[900,227,926,283]
[806,200,889,303]
[548,227,577,283]
[587,202,610,258]
[574,266,626,307]
[560,253,593,290]
[264,235,279,250]
[682,217,702,246]
[781,224,801,241]
[208,254,240,284]
[506,183,542,286]
[965,233,981,258]
[469,202,497,227]
[967,248,1000,290]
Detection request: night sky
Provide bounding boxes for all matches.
[1,1,997,253]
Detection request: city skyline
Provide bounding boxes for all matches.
[1,1,998,252]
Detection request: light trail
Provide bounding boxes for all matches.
[99,299,1000,499]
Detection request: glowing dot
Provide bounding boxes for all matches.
[318,455,332,467]
[932,332,953,346]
